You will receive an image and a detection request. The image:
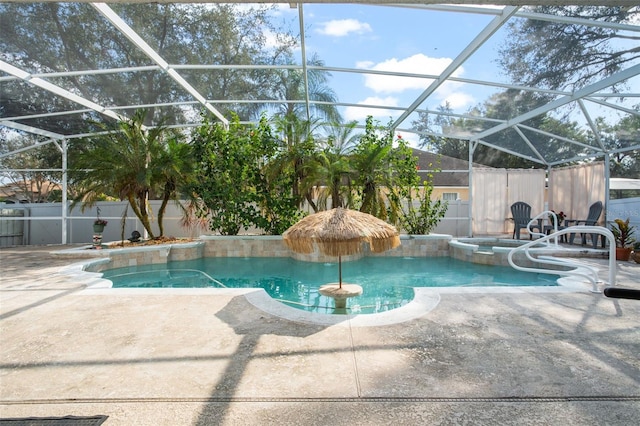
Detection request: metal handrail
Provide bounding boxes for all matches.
[527,210,565,247]
[169,269,228,288]
[507,225,616,293]
[108,269,228,288]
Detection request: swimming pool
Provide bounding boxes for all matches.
[102,256,559,314]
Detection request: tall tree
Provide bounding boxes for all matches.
[266,53,341,124]
[598,115,640,180]
[0,2,293,128]
[283,120,358,212]
[263,53,342,210]
[499,6,640,91]
[412,103,471,160]
[0,134,63,203]
[412,91,589,168]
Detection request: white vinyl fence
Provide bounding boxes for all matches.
[3,198,637,247]
[0,199,472,247]
[0,201,202,247]
[607,198,640,235]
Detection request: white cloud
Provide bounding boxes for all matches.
[357,53,476,110]
[343,96,401,121]
[316,19,372,37]
[356,60,374,69]
[359,53,461,94]
[439,92,476,110]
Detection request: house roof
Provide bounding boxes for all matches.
[0,179,61,202]
[412,148,489,187]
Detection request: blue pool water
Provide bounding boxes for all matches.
[102,257,559,315]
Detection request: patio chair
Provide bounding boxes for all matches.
[566,201,604,248]
[510,201,542,240]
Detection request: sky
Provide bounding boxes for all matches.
[2,3,637,154]
[2,3,638,187]
[263,3,640,148]
[266,3,518,146]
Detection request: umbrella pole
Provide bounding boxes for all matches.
[338,255,342,289]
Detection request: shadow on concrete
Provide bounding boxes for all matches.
[193,295,338,425]
[0,287,85,320]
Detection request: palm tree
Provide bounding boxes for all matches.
[268,54,341,124]
[269,114,323,211]
[303,147,354,210]
[69,110,188,238]
[321,120,359,155]
[351,117,419,224]
[154,135,194,237]
[291,119,359,211]
[260,53,343,212]
[353,142,396,220]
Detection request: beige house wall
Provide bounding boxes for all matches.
[431,187,469,201]
[431,186,548,204]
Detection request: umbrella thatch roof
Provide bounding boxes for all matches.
[282,208,401,257]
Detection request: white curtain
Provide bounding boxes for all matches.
[472,168,508,235]
[472,168,546,236]
[549,162,605,223]
[507,169,546,216]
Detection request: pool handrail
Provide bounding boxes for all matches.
[527,210,565,247]
[169,269,228,288]
[507,225,616,293]
[107,269,228,288]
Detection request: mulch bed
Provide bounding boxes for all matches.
[103,236,195,249]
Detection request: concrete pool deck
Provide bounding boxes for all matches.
[1,245,639,425]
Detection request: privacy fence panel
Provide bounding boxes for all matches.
[549,162,605,223]
[472,168,508,235]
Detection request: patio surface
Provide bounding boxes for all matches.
[1,245,639,425]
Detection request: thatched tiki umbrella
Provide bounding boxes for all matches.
[282,207,401,289]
